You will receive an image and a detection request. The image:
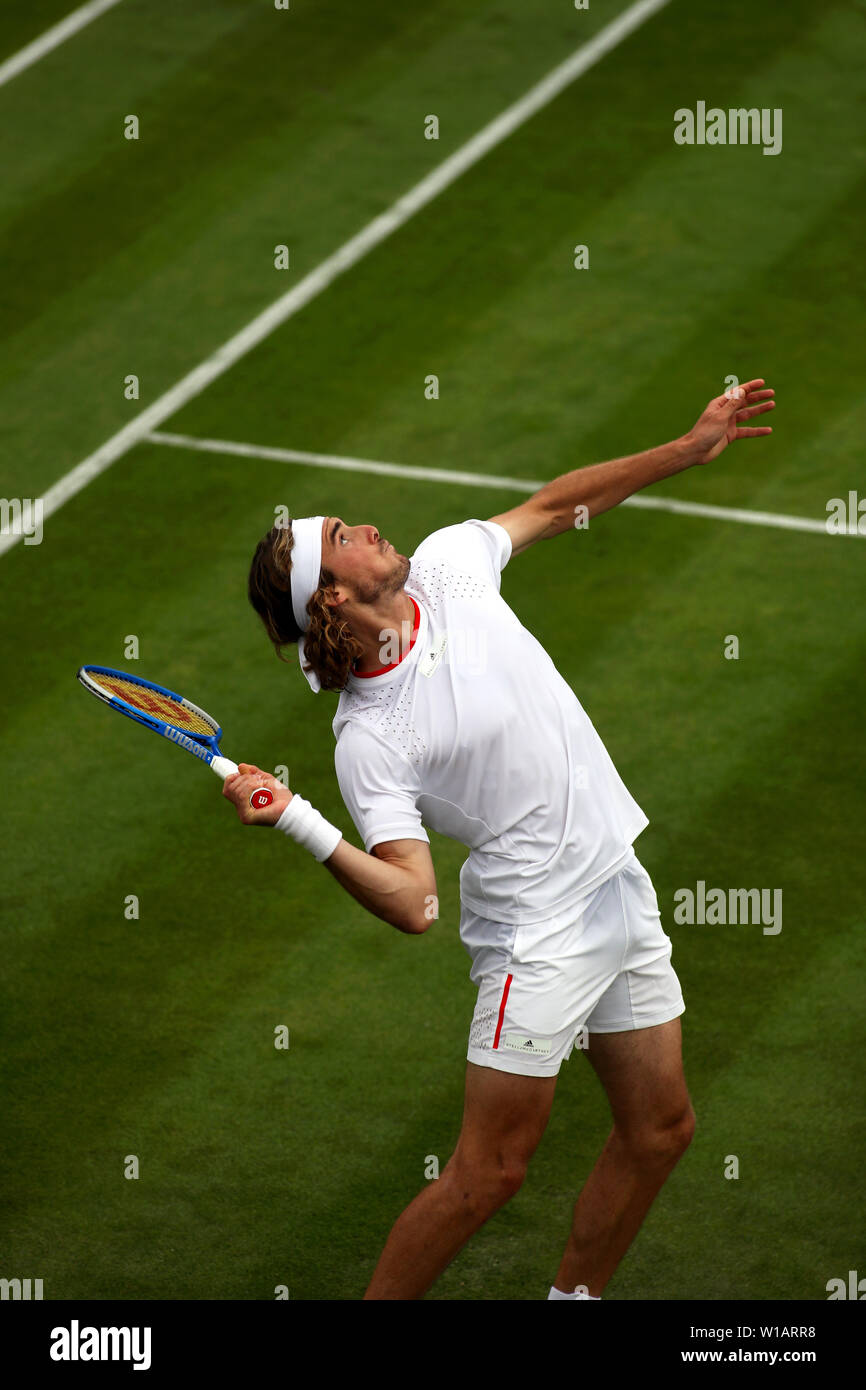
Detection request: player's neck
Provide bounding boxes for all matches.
[352,591,418,674]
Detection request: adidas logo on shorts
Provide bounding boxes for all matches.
[502,1034,552,1055]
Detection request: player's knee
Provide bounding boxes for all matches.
[672,1101,696,1155]
[495,1153,529,1202]
[621,1101,695,1167]
[447,1152,527,1214]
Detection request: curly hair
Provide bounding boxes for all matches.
[248,520,363,692]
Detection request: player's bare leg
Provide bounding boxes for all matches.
[553,1018,695,1296]
[364,1062,557,1300]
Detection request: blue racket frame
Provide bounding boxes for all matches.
[77,665,228,770]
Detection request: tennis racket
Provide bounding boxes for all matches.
[77,666,274,809]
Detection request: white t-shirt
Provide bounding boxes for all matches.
[332,519,648,930]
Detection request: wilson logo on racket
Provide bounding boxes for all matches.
[100,679,198,725]
[164,727,211,760]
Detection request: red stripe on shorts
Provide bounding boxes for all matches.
[492,973,513,1050]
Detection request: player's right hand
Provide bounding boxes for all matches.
[222,763,292,826]
[686,379,775,465]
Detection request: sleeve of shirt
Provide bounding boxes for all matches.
[411,518,512,591]
[334,724,431,853]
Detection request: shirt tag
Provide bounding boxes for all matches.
[419,632,448,678]
[501,1034,552,1056]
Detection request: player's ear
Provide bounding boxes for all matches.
[320,569,347,609]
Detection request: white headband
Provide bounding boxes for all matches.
[290,515,325,693]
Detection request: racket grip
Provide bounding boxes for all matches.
[210,756,273,810]
[211,756,239,779]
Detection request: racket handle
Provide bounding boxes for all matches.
[210,755,274,811]
[211,756,239,779]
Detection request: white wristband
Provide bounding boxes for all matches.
[275,795,342,862]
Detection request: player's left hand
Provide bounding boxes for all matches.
[686,379,775,465]
[222,763,291,826]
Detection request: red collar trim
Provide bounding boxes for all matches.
[352,597,420,678]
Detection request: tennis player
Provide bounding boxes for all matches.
[224,381,775,1300]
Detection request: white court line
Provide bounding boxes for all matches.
[0,0,125,89]
[145,431,845,538]
[0,0,671,558]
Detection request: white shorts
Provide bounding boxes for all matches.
[465,850,685,1077]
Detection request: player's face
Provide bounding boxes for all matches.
[320,515,410,603]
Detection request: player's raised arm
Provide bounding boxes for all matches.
[490,380,775,555]
[221,764,437,936]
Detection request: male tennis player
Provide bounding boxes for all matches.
[224,381,775,1300]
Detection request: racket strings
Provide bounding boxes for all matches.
[89,672,216,736]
